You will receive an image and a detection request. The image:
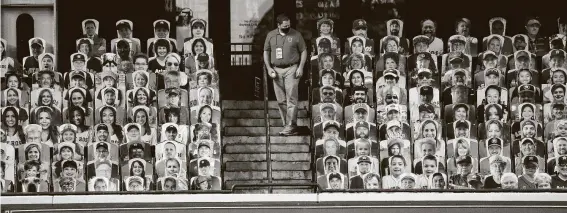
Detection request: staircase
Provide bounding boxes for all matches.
[222,100,314,194]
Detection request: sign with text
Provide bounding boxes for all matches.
[230,0,274,43]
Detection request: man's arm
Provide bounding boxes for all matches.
[296,33,308,79]
[263,50,275,78]
[295,49,307,78]
[263,33,276,79]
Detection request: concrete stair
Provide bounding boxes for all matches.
[221,100,314,194]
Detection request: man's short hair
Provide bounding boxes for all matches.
[84,20,96,27]
[276,14,290,25]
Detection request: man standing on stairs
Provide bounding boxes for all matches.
[264,14,307,136]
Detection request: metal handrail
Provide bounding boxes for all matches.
[318,188,567,193]
[262,62,273,193]
[0,190,233,196]
[231,183,321,192]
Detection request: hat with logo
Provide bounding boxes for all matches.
[418,104,434,113]
[485,68,500,76]
[355,121,369,130]
[154,20,169,29]
[197,53,209,62]
[488,138,502,147]
[557,155,567,166]
[352,19,367,29]
[518,84,536,94]
[30,38,44,48]
[550,49,566,59]
[523,155,538,166]
[72,53,86,62]
[357,156,372,164]
[96,142,108,150]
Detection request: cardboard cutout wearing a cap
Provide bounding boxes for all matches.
[123,123,143,143]
[196,157,216,176]
[512,50,535,73]
[448,35,467,52]
[101,87,121,107]
[153,20,171,39]
[70,53,88,71]
[349,155,379,177]
[58,124,78,142]
[347,103,373,124]
[115,20,134,39]
[87,141,118,163]
[82,19,99,35]
[160,123,183,143]
[28,37,46,56]
[124,176,145,191]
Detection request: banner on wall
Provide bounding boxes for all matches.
[230,0,274,43]
[296,0,340,43]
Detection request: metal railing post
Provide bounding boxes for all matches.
[262,63,273,193]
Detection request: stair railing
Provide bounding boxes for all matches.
[262,61,273,193]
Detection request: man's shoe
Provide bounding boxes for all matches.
[281,126,299,136]
[278,126,293,135]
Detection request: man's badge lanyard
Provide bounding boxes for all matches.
[276,34,288,60]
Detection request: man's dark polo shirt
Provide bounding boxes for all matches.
[264,28,306,67]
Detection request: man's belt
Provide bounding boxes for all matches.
[273,63,297,69]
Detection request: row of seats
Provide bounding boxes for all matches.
[309,17,567,190]
[0,17,222,192]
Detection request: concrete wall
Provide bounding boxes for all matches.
[1,6,55,61]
